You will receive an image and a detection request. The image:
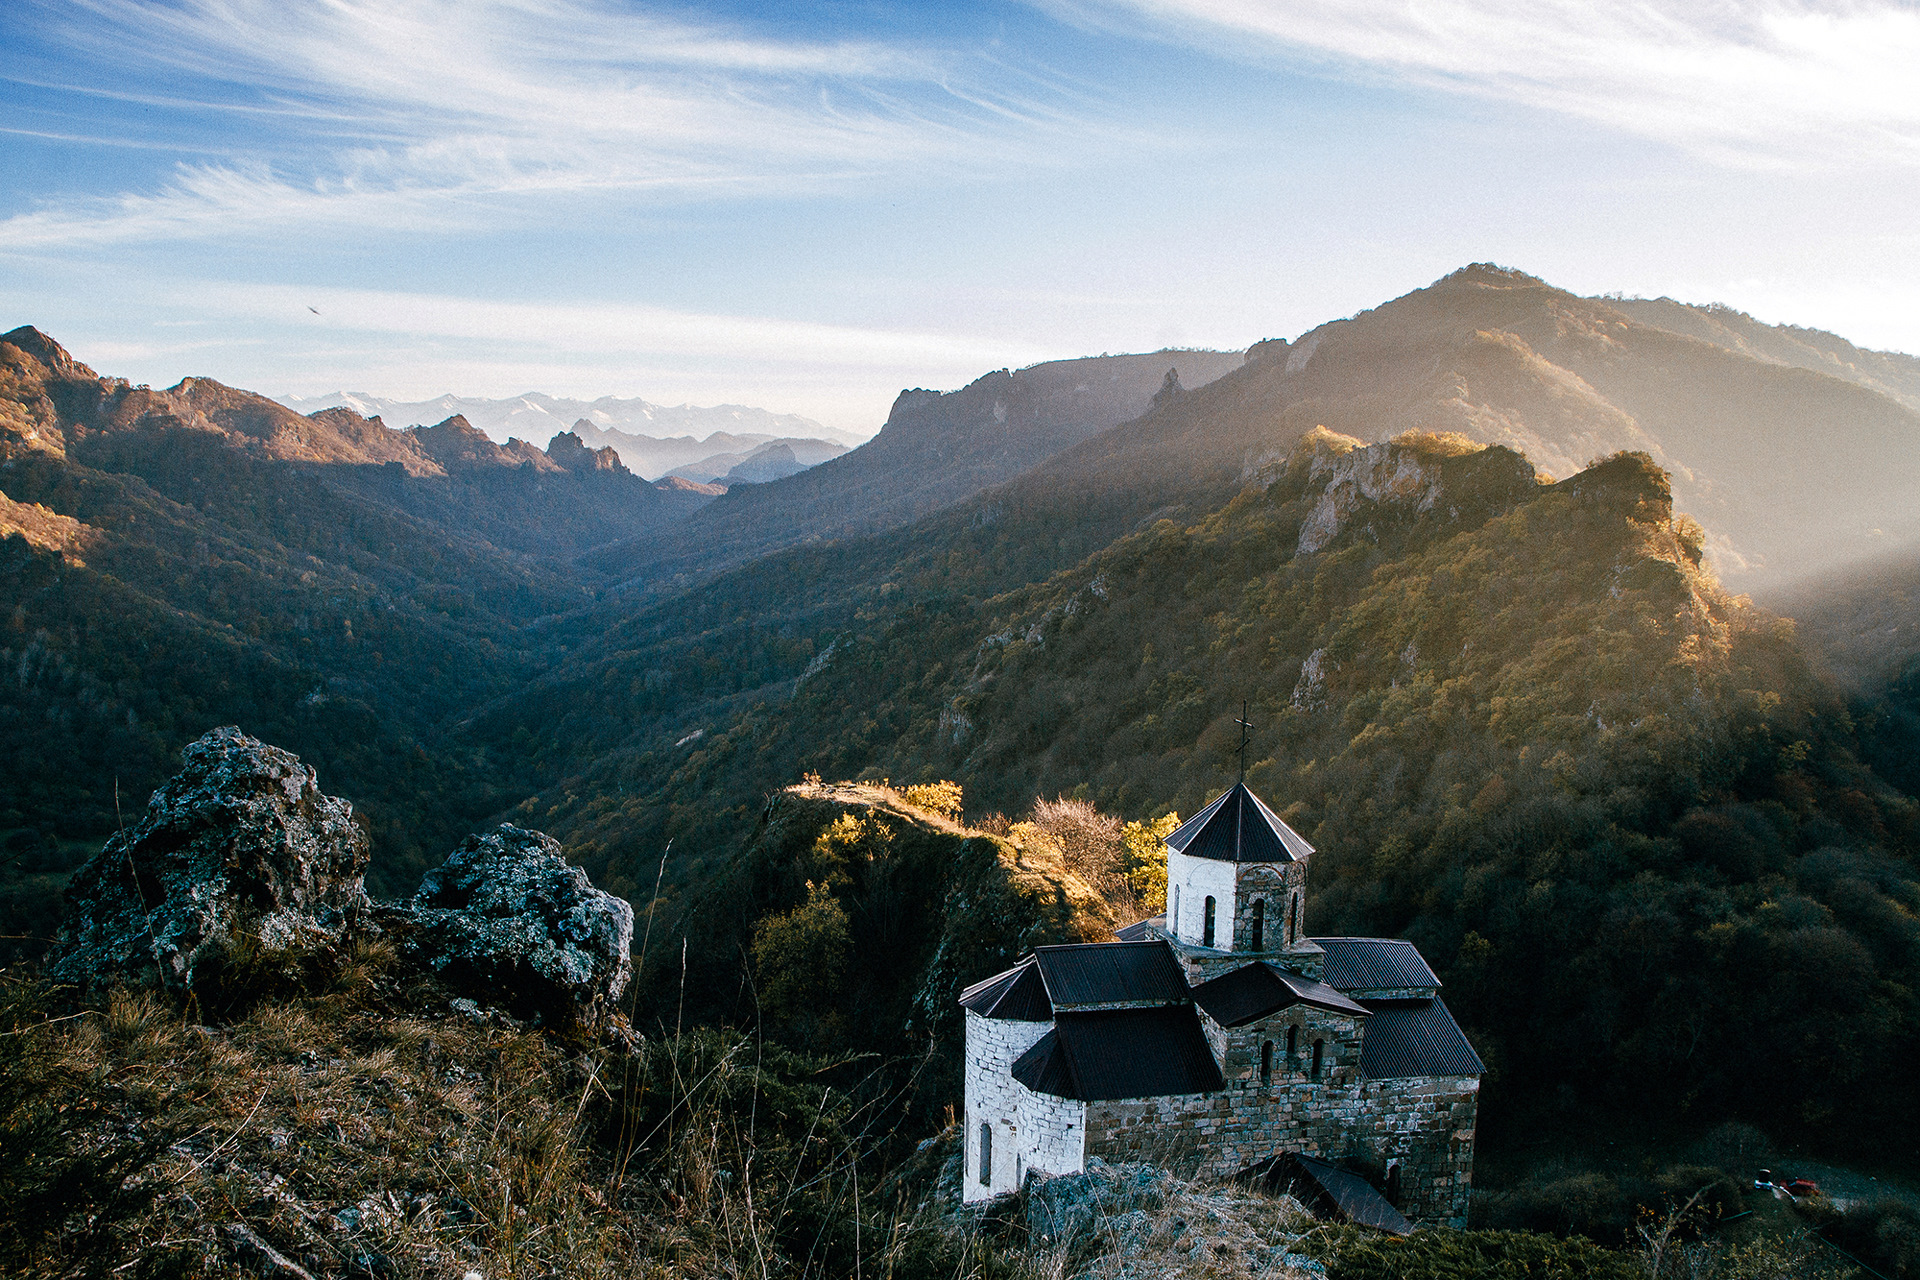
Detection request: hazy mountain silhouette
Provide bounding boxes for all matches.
[585,348,1245,589]
[276,388,858,465]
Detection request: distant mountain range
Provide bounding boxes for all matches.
[587,348,1247,588]
[661,436,849,486]
[13,266,1920,880]
[275,390,864,479]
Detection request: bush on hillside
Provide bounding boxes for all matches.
[1826,1198,1920,1278]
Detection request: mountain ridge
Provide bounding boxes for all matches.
[586,347,1247,590]
[276,388,861,473]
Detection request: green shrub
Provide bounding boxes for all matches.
[1313,1224,1640,1280]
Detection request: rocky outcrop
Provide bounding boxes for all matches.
[1023,1159,1323,1278]
[46,727,371,992]
[545,428,630,474]
[1291,429,1537,554]
[47,728,635,1029]
[399,824,634,1025]
[1027,1160,1172,1249]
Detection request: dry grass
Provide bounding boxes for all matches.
[0,956,1038,1280]
[1,962,624,1278]
[1034,1178,1324,1280]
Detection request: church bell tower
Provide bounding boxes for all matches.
[1157,706,1322,981]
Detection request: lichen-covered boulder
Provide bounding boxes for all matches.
[401,825,633,1025]
[46,726,370,991]
[1026,1159,1172,1251]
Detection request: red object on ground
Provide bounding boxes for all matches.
[1783,1178,1821,1197]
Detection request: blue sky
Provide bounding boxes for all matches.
[3,0,1917,435]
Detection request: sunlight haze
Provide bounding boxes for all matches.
[4,0,1916,433]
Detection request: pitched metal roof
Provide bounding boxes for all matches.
[1191,962,1372,1027]
[1357,997,1484,1079]
[1032,940,1191,1008]
[957,957,1053,1021]
[1260,1153,1414,1235]
[1010,1006,1225,1100]
[1313,937,1441,994]
[1115,916,1164,943]
[1164,782,1314,863]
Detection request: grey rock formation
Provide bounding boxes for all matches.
[46,726,371,992]
[1026,1159,1172,1251]
[400,824,634,1024]
[46,729,635,1030]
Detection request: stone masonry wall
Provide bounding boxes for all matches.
[963,1009,1053,1201]
[1352,1075,1479,1226]
[1082,1004,1477,1224]
[1230,862,1306,953]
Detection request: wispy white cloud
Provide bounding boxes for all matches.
[1049,0,1920,168]
[1,0,1105,247]
[188,280,1059,371]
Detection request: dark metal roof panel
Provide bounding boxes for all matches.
[959,959,1054,1021]
[1033,940,1190,1008]
[1358,997,1484,1079]
[1164,783,1314,863]
[1012,1007,1225,1101]
[1313,937,1441,993]
[1010,1029,1075,1096]
[959,959,1026,1007]
[1192,963,1371,1026]
[1285,1154,1414,1235]
[1115,916,1164,943]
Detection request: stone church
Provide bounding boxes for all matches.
[960,780,1482,1225]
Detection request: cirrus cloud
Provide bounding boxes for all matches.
[1046,0,1920,168]
[1,0,1115,247]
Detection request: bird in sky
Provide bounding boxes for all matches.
[307,306,320,315]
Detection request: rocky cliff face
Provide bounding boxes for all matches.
[1286,427,1539,554]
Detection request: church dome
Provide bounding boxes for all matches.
[1164,781,1314,863]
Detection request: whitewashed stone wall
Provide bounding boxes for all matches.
[1167,850,1237,949]
[1013,1079,1088,1181]
[963,1009,1053,1202]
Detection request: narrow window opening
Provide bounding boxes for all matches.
[1260,1040,1273,1085]
[978,1124,992,1186]
[1386,1163,1402,1207]
[1250,899,1265,951]
[1286,1025,1298,1063]
[1202,896,1216,948]
[1290,893,1300,944]
[1172,885,1181,939]
[1311,1038,1324,1081]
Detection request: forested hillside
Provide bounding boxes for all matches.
[0,327,699,908]
[498,427,1920,1156]
[9,267,1920,1165]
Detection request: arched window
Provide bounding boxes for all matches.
[1286,1025,1297,1063]
[1172,886,1181,939]
[1386,1164,1402,1207]
[1311,1038,1324,1081]
[1250,899,1265,951]
[1202,896,1216,947]
[979,1124,992,1186]
[1289,893,1300,944]
[1260,1040,1273,1085]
